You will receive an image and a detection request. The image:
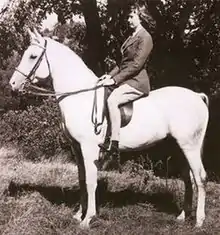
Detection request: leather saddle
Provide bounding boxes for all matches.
[104,86,133,129]
[97,86,135,171]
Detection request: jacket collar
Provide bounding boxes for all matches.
[121,26,145,53]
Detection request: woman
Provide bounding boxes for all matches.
[99,5,153,154]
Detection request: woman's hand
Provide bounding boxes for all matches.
[99,74,111,81]
[98,74,115,86]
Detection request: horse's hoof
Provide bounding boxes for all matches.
[80,218,91,229]
[195,219,204,228]
[73,212,82,222]
[102,160,112,171]
[94,159,101,170]
[176,210,185,222]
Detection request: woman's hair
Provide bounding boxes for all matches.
[130,4,156,29]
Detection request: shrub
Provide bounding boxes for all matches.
[0,99,71,161]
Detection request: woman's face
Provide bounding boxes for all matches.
[128,10,141,29]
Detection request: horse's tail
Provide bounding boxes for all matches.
[198,92,209,107]
[197,92,209,159]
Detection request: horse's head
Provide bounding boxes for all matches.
[10,28,51,92]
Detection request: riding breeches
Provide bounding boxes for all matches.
[107,84,144,141]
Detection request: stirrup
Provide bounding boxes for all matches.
[109,145,119,155]
[98,142,110,152]
[98,143,119,155]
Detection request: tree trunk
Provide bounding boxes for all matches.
[80,0,105,76]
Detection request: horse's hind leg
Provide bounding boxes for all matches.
[177,165,193,222]
[79,142,99,228]
[179,144,206,227]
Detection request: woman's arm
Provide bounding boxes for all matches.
[109,65,120,77]
[112,33,153,85]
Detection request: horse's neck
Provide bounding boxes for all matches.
[47,38,98,93]
[46,38,100,131]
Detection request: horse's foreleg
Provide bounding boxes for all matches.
[70,145,87,223]
[79,142,99,228]
[73,205,82,222]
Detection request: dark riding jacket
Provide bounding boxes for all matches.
[109,27,153,95]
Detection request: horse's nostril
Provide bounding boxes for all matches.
[12,81,15,85]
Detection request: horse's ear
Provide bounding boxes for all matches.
[27,28,42,44]
[33,27,42,40]
[27,28,36,41]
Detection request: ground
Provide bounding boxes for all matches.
[0,147,219,235]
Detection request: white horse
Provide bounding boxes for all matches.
[9,29,209,228]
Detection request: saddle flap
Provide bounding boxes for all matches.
[104,87,133,128]
[119,102,133,127]
[92,86,134,136]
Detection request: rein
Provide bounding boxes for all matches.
[25,83,103,100]
[15,37,105,135]
[26,82,105,135]
[15,40,51,83]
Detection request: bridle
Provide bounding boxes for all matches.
[15,39,51,86]
[14,38,105,134]
[14,38,103,98]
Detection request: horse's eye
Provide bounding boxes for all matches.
[30,54,37,59]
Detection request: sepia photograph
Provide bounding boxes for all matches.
[0,0,219,234]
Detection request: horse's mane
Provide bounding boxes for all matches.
[46,37,98,81]
[46,37,80,59]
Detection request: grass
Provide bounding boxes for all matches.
[0,147,219,234]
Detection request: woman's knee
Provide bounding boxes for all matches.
[107,91,120,108]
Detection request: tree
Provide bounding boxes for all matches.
[1,0,220,177]
[1,0,220,94]
[0,0,106,75]
[145,0,220,94]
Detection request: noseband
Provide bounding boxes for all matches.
[14,38,104,134]
[15,39,51,85]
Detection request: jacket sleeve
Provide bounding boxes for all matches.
[112,33,153,85]
[109,65,120,77]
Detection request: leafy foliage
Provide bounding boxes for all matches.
[1,0,220,178]
[52,20,87,56]
[1,0,220,93]
[0,99,70,160]
[142,0,220,94]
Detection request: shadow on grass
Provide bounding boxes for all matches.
[8,179,180,216]
[8,181,80,206]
